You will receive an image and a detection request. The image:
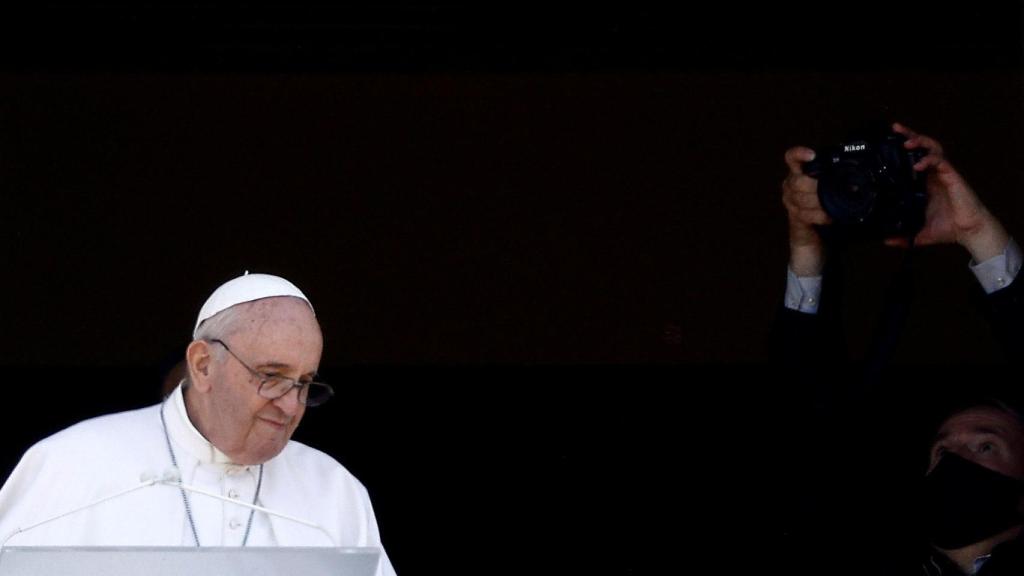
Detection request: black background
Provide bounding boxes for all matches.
[1,3,1022,574]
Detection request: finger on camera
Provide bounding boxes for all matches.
[784,194,820,216]
[893,122,925,146]
[892,122,917,138]
[894,123,945,155]
[784,146,815,174]
[907,134,944,156]
[884,237,912,249]
[792,188,823,210]
[799,208,830,225]
[784,195,819,213]
[784,172,817,193]
[913,154,943,172]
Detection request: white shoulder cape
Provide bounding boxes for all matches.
[0,401,396,576]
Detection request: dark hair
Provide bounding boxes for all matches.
[940,384,1024,420]
[939,395,1024,426]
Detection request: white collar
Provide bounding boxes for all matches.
[166,383,235,465]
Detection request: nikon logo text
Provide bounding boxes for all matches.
[843,144,866,152]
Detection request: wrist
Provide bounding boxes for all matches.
[789,242,825,277]
[960,213,1010,263]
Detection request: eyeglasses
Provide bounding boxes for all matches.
[210,339,334,407]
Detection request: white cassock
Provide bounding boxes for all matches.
[0,385,396,576]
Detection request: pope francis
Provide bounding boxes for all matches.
[0,273,396,576]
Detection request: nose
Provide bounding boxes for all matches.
[930,444,973,473]
[952,446,972,459]
[273,386,303,417]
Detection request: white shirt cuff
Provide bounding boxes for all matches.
[784,267,823,314]
[970,238,1022,294]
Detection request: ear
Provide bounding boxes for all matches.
[186,340,215,393]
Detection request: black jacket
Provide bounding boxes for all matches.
[770,270,1024,576]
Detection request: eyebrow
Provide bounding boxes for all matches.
[932,427,1007,444]
[256,362,292,370]
[255,361,319,378]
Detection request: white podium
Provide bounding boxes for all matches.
[0,546,380,575]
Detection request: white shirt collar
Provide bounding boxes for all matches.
[166,383,234,465]
[970,554,992,575]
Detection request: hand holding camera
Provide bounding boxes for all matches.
[782,123,1009,270]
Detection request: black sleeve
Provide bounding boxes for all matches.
[984,276,1024,357]
[768,257,849,409]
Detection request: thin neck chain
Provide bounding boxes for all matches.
[159,396,264,546]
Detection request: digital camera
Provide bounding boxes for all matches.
[803,133,927,238]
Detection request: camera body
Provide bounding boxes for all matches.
[803,133,927,238]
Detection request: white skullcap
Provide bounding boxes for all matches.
[193,272,314,339]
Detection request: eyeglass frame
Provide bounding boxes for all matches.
[208,338,334,407]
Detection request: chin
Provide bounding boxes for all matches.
[244,443,288,465]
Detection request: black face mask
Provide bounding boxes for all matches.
[923,453,1024,550]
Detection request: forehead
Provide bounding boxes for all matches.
[236,296,316,325]
[934,407,1024,442]
[231,297,322,353]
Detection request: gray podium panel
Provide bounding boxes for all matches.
[0,546,380,576]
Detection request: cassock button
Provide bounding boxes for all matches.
[229,518,242,530]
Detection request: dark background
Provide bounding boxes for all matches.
[1,3,1022,574]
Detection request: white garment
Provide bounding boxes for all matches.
[0,385,396,576]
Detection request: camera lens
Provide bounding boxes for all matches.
[819,159,879,223]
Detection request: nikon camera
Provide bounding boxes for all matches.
[803,133,928,239]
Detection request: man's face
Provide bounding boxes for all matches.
[203,297,323,465]
[928,406,1024,480]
